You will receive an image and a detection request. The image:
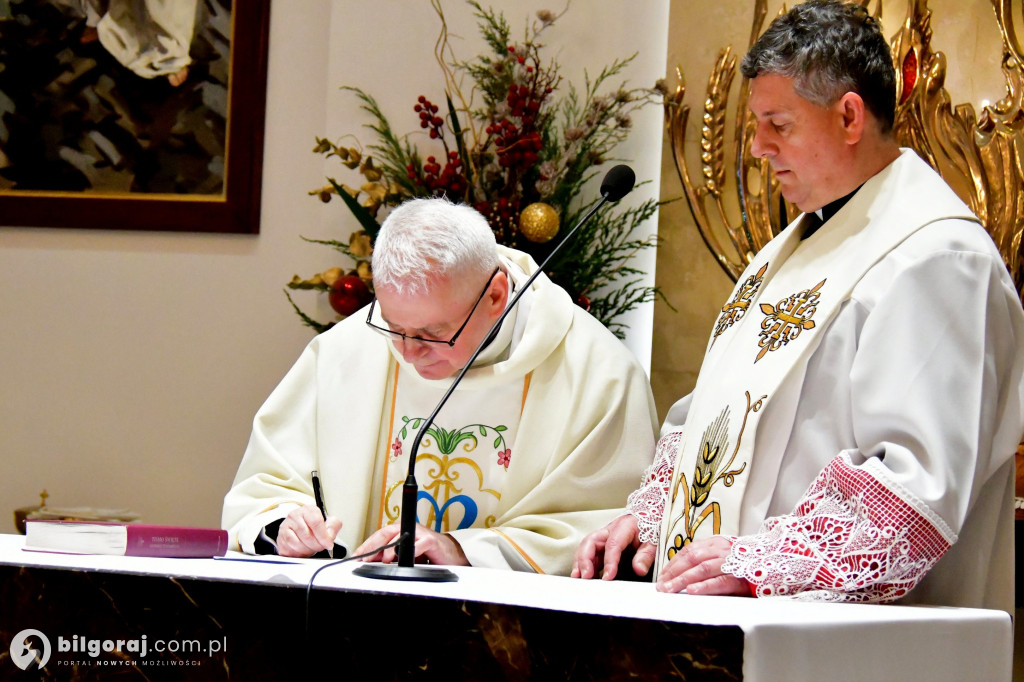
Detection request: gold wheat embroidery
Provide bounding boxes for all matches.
[667,391,765,560]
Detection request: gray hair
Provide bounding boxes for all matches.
[740,0,896,133]
[371,197,499,295]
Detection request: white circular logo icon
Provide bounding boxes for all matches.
[10,629,51,670]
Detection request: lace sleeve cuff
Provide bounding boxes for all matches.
[627,429,684,545]
[722,452,955,603]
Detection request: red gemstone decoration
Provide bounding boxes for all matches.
[900,50,918,105]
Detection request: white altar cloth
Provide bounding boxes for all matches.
[0,534,1009,681]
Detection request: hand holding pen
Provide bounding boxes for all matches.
[312,470,346,559]
[272,470,344,558]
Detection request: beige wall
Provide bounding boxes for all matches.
[652,0,1006,423]
[0,1,668,530]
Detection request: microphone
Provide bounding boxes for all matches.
[353,165,636,582]
[600,164,635,202]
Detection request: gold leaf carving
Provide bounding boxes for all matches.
[668,0,1024,305]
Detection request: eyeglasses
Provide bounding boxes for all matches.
[365,267,501,347]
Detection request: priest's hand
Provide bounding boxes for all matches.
[655,536,750,596]
[571,513,655,580]
[276,505,342,558]
[355,522,470,566]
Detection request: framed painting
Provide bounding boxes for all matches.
[0,0,271,234]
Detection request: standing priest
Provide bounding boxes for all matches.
[574,0,1024,611]
[223,197,658,574]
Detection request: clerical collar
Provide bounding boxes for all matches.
[803,184,862,240]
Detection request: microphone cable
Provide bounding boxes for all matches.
[303,533,410,638]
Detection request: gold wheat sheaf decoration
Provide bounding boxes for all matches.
[667,393,759,559]
[667,0,1024,304]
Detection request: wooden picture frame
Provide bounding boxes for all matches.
[0,0,271,234]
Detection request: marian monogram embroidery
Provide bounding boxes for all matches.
[666,391,763,560]
[755,279,826,362]
[712,262,769,344]
[385,416,508,532]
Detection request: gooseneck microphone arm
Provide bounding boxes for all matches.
[354,164,636,582]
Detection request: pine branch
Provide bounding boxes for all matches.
[284,290,333,334]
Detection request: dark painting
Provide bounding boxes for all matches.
[0,0,270,233]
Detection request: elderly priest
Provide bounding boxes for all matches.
[223,197,658,574]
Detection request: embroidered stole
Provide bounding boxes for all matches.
[654,150,977,574]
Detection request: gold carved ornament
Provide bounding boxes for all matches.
[665,0,1024,506]
[666,0,1024,299]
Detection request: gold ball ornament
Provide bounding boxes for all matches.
[518,203,560,243]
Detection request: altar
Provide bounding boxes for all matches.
[0,534,1010,680]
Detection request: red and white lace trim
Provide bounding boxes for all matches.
[626,429,683,544]
[721,453,956,603]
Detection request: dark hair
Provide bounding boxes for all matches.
[740,0,896,133]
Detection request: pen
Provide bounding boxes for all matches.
[311,469,328,520]
[311,470,343,559]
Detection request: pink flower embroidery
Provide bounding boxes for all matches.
[497,448,512,469]
[390,437,403,461]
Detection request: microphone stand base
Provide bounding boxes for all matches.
[352,562,459,582]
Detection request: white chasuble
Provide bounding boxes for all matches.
[223,245,659,574]
[373,364,530,534]
[654,150,977,575]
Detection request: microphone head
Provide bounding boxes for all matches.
[600,164,635,202]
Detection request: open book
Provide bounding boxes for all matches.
[24,520,228,557]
